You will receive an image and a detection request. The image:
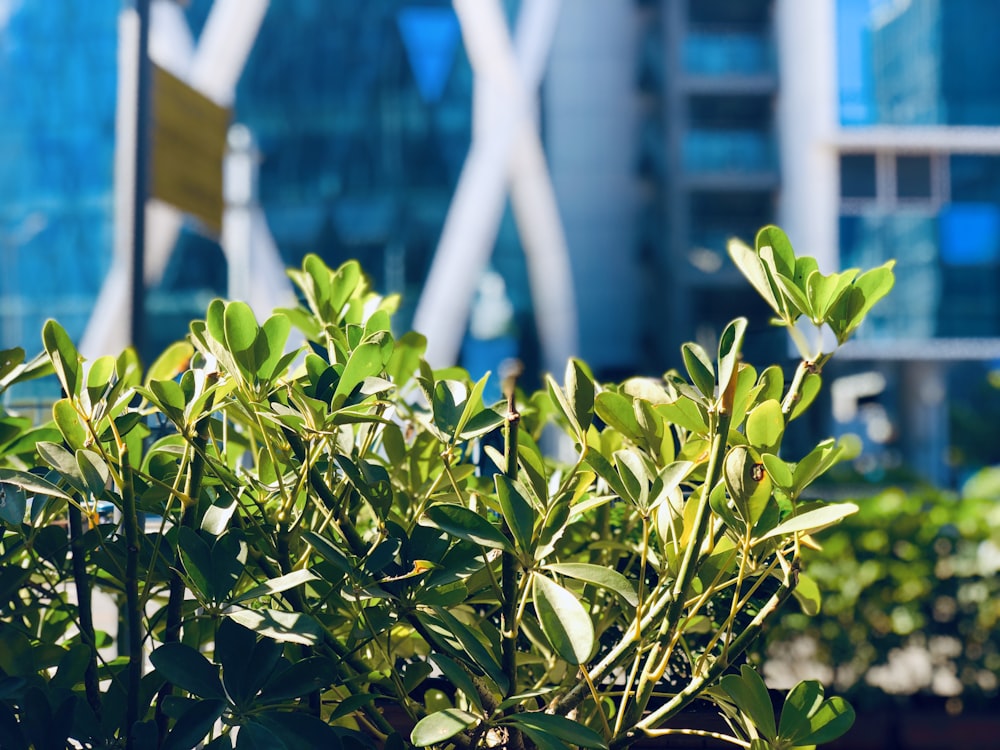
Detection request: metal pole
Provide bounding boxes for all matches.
[130,0,151,359]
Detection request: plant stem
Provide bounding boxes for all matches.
[120,447,143,749]
[284,428,369,557]
[67,503,102,719]
[614,579,796,749]
[631,406,732,716]
[156,404,211,740]
[500,370,521,699]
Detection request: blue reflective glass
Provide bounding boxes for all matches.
[837,0,1000,126]
[0,1,118,355]
[683,32,774,77]
[683,130,776,173]
[840,210,1000,339]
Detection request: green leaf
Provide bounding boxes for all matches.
[682,342,715,400]
[757,225,795,279]
[231,570,319,605]
[566,359,595,436]
[411,708,479,747]
[594,391,644,443]
[421,504,512,552]
[790,373,821,421]
[146,341,194,384]
[756,503,859,542]
[729,237,781,316]
[799,695,855,745]
[52,398,87,451]
[809,268,858,321]
[454,372,492,439]
[746,399,784,452]
[532,573,594,665]
[657,396,709,434]
[178,527,216,601]
[226,608,323,646]
[458,405,505,441]
[756,365,784,403]
[224,301,261,379]
[150,643,225,700]
[0,347,24,384]
[792,572,822,616]
[257,313,292,381]
[36,441,86,494]
[160,699,227,750]
[147,378,188,425]
[792,437,853,495]
[724,446,760,517]
[775,271,813,320]
[614,449,649,509]
[329,259,362,315]
[428,654,484,713]
[543,562,638,608]
[257,657,337,703]
[760,453,793,489]
[0,483,25,526]
[717,317,747,402]
[502,713,608,750]
[720,664,777,742]
[546,373,582,438]
[494,475,535,555]
[425,606,507,693]
[778,680,825,743]
[829,261,895,343]
[386,331,426,386]
[332,342,383,408]
[0,468,73,503]
[582,449,630,503]
[76,449,111,497]
[42,319,81,397]
[85,355,116,405]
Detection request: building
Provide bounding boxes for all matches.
[1,0,999,483]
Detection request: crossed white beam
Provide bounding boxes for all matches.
[412,0,578,379]
[81,0,272,359]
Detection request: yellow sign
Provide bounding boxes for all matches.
[150,64,230,232]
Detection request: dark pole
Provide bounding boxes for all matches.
[130,0,151,360]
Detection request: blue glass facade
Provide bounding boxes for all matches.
[838,0,1000,126]
[0,1,117,353]
[179,0,536,371]
[840,155,1000,340]
[835,1,1000,342]
[0,1,538,387]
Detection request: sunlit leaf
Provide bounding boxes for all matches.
[532,573,594,665]
[411,708,479,747]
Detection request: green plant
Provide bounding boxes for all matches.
[763,480,1000,711]
[0,225,892,749]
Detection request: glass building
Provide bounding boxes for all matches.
[3,0,1000,482]
[0,2,117,360]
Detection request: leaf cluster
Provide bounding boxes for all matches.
[0,228,892,749]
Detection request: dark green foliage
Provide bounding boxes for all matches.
[0,228,892,749]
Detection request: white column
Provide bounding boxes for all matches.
[775,0,839,272]
[82,0,269,359]
[412,0,578,378]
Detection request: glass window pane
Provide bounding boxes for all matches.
[840,154,877,199]
[896,155,931,199]
[950,155,1000,203]
[837,0,1000,126]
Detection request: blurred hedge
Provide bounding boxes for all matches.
[762,470,1000,712]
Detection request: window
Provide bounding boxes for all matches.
[840,152,943,211]
[896,155,932,200]
[840,154,876,199]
